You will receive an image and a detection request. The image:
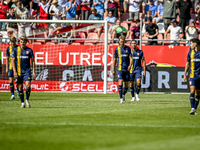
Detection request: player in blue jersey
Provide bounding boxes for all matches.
[12,37,36,108]
[184,38,200,115]
[129,40,146,101]
[6,37,20,99]
[113,35,133,103]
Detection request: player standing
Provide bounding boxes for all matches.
[113,35,133,103]
[184,38,200,115]
[129,40,146,101]
[6,37,19,99]
[12,37,36,108]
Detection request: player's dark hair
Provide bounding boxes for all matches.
[190,38,200,45]
[130,40,137,45]
[136,19,140,24]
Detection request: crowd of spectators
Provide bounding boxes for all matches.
[0,0,199,45]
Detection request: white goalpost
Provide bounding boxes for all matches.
[0,19,111,94]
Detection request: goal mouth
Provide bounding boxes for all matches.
[0,19,115,93]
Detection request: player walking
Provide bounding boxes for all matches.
[184,38,200,115]
[113,35,133,103]
[12,37,36,108]
[6,37,20,99]
[129,40,146,101]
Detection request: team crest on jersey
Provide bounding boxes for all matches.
[26,51,29,54]
[126,50,128,53]
[137,53,139,55]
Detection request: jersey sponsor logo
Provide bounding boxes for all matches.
[191,59,200,62]
[17,56,29,59]
[133,57,139,59]
[119,54,128,57]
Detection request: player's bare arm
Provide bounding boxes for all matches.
[184,61,190,82]
[12,57,18,78]
[6,56,9,74]
[142,59,146,77]
[113,57,117,75]
[32,57,36,79]
[128,56,133,71]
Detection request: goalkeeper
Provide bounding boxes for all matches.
[113,35,133,103]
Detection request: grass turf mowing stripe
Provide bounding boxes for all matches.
[1,122,200,129]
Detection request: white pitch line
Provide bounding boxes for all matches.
[1,122,199,129]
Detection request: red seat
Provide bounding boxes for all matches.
[157,34,163,45]
[46,42,55,45]
[33,42,42,44]
[142,35,148,45]
[121,13,129,22]
[85,33,98,44]
[164,33,171,45]
[71,43,81,45]
[98,33,111,44]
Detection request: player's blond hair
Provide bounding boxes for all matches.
[10,36,16,42]
[20,36,28,42]
[119,35,126,41]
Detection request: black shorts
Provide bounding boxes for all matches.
[76,10,81,15]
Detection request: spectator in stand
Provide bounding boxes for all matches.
[35,0,52,31]
[153,0,163,23]
[15,1,33,43]
[88,8,102,38]
[112,19,128,38]
[127,19,140,41]
[143,10,152,29]
[145,17,159,45]
[147,0,158,6]
[104,10,116,34]
[164,19,183,46]
[58,0,66,7]
[162,0,177,31]
[93,0,105,19]
[75,0,81,20]
[6,7,18,38]
[65,0,77,28]
[49,0,63,24]
[0,0,9,31]
[123,0,129,13]
[28,6,37,38]
[177,0,193,39]
[11,0,23,11]
[196,1,200,27]
[108,0,119,19]
[80,0,90,20]
[125,0,141,21]
[104,0,108,17]
[185,19,198,46]
[145,0,157,20]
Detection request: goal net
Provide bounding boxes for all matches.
[0,19,118,93]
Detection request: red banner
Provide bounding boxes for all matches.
[0,80,118,93]
[0,44,189,67]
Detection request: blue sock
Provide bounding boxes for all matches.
[26,89,31,100]
[190,93,195,108]
[118,85,122,99]
[194,95,199,110]
[19,90,24,103]
[136,84,141,94]
[130,87,134,98]
[123,87,128,96]
[10,83,14,95]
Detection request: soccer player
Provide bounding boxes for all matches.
[6,36,20,99]
[113,35,133,103]
[12,37,36,108]
[129,40,146,101]
[184,38,200,115]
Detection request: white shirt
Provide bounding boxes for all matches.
[127,0,141,12]
[185,26,198,41]
[168,25,182,43]
[49,5,63,20]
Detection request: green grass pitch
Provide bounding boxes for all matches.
[0,92,200,150]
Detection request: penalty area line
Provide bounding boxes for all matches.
[1,122,199,129]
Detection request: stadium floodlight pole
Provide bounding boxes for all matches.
[140,18,142,50]
[104,21,108,94]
